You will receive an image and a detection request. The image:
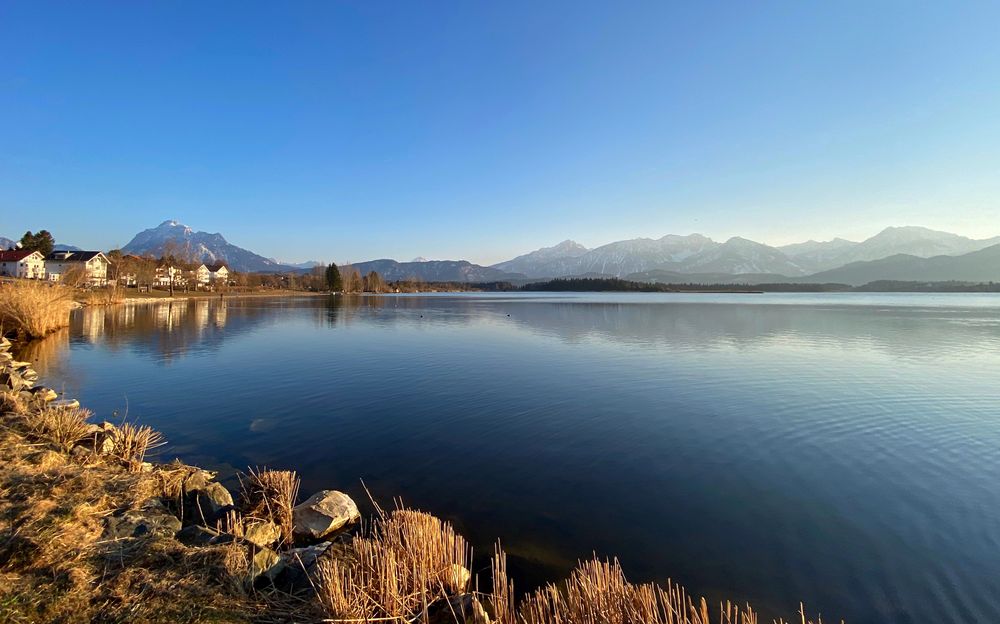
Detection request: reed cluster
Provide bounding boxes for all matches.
[110,421,166,470]
[238,467,301,546]
[0,280,75,338]
[26,404,92,453]
[316,507,474,621]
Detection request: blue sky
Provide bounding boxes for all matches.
[2,2,1000,265]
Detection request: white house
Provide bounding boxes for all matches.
[192,264,211,286]
[154,265,186,287]
[207,263,229,284]
[45,251,110,286]
[0,250,46,279]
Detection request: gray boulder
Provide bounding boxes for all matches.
[292,490,359,541]
[243,520,281,548]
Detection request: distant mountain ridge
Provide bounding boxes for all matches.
[494,226,1000,279]
[801,244,1000,286]
[122,220,296,273]
[0,237,15,250]
[349,259,525,283]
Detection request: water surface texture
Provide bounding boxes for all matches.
[26,293,1000,623]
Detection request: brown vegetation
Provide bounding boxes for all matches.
[0,281,75,338]
[238,467,300,547]
[0,397,263,622]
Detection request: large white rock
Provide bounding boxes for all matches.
[292,490,360,540]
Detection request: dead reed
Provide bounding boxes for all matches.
[315,507,473,622]
[0,280,75,338]
[26,404,92,452]
[519,557,833,624]
[110,421,166,470]
[239,467,300,547]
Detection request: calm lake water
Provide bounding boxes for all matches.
[21,292,1000,623]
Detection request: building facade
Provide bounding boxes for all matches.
[45,251,110,286]
[0,250,46,279]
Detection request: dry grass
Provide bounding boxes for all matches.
[0,280,75,339]
[316,507,472,622]
[238,467,300,547]
[110,421,166,470]
[518,557,833,624]
[489,541,515,624]
[25,404,91,452]
[0,425,261,623]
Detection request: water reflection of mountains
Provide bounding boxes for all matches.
[320,295,1000,360]
[59,295,1000,364]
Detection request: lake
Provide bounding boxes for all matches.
[21,292,1000,623]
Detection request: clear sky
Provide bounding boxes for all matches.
[3,2,1000,265]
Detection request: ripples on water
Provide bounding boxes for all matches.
[21,293,1000,624]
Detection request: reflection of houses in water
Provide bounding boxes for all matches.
[213,301,227,328]
[80,306,106,342]
[194,300,210,333]
[154,301,188,331]
[117,304,136,329]
[14,328,70,379]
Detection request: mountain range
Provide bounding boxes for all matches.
[491,226,1000,278]
[347,259,523,283]
[5,221,1000,285]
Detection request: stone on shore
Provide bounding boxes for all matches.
[243,520,281,548]
[31,387,58,402]
[292,490,360,540]
[426,595,491,624]
[190,482,235,525]
[50,398,80,409]
[446,563,472,592]
[251,546,281,579]
[106,498,182,540]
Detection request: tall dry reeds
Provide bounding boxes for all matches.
[239,467,301,547]
[314,509,835,624]
[0,280,75,338]
[110,421,166,470]
[316,507,473,622]
[518,557,833,624]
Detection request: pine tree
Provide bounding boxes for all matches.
[325,263,343,291]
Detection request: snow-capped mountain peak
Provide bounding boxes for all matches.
[122,220,293,272]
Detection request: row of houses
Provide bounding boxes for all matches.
[0,249,229,288]
[149,260,229,288]
[0,250,110,284]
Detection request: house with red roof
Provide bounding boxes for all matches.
[0,250,46,279]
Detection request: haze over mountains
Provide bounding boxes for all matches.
[5,221,1000,286]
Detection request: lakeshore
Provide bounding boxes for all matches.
[0,317,834,624]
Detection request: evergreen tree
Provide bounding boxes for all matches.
[20,230,55,256]
[325,263,343,291]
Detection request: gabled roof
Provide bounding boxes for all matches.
[0,250,42,262]
[206,262,229,272]
[0,250,32,262]
[46,251,108,263]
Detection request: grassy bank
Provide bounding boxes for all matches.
[0,341,837,623]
